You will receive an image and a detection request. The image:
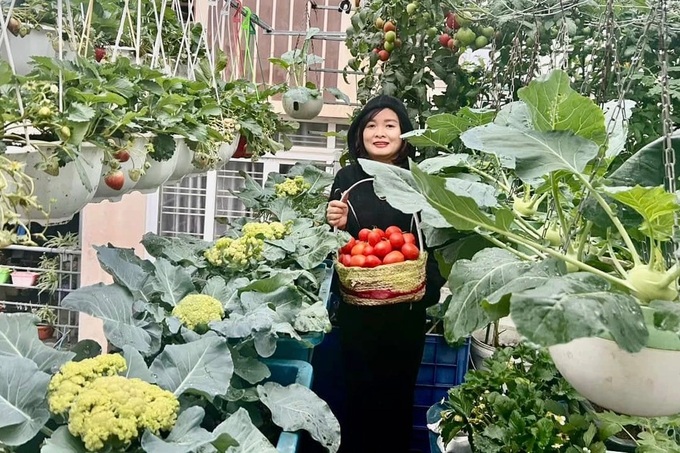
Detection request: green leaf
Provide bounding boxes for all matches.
[141,406,238,453]
[418,154,471,174]
[202,277,231,304]
[141,232,209,267]
[325,87,350,104]
[62,284,162,355]
[510,273,648,352]
[517,69,607,146]
[606,130,680,187]
[606,186,679,241]
[41,426,89,452]
[494,101,532,130]
[460,125,600,182]
[94,245,154,301]
[210,407,278,453]
[258,382,341,452]
[122,345,156,383]
[65,103,96,122]
[602,100,636,159]
[649,300,680,336]
[150,258,195,307]
[358,159,428,214]
[411,163,495,231]
[287,163,335,194]
[443,248,535,342]
[0,357,51,446]
[150,336,233,398]
[104,77,136,98]
[402,128,458,149]
[0,313,75,372]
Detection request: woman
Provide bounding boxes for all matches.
[326,95,445,453]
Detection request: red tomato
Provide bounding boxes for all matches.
[351,242,367,256]
[349,254,367,267]
[389,232,405,249]
[372,227,385,238]
[340,237,356,254]
[358,228,371,241]
[401,242,420,260]
[373,240,392,258]
[340,254,352,266]
[403,233,417,244]
[383,250,405,264]
[385,225,402,236]
[364,255,382,268]
[367,230,382,246]
[362,244,375,256]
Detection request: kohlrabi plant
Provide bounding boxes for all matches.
[360,69,680,353]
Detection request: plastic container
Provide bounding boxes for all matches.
[412,335,471,452]
[271,262,334,363]
[0,268,11,284]
[262,359,314,452]
[11,271,39,287]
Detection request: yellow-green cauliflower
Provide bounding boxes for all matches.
[171,293,224,331]
[48,354,179,452]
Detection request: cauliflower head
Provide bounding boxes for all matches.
[275,176,311,198]
[172,294,224,331]
[68,375,178,452]
[48,353,127,415]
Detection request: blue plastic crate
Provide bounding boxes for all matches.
[262,359,314,453]
[270,262,334,363]
[411,335,470,452]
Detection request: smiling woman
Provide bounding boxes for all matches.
[362,109,403,163]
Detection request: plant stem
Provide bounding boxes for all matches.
[479,233,538,261]
[514,216,542,240]
[658,263,680,290]
[40,426,54,437]
[606,239,627,278]
[467,166,511,193]
[550,175,569,243]
[575,176,642,266]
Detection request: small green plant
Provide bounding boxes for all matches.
[43,232,79,249]
[32,304,57,326]
[36,254,60,296]
[438,344,608,452]
[596,411,680,452]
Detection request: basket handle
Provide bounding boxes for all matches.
[333,177,425,250]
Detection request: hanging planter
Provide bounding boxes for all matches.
[0,26,70,75]
[281,87,325,120]
[131,136,181,194]
[216,133,241,165]
[6,141,104,225]
[91,135,150,203]
[231,135,251,159]
[549,306,680,417]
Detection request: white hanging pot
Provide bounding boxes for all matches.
[549,306,680,417]
[0,26,74,75]
[91,134,150,203]
[282,87,324,120]
[132,138,180,194]
[217,133,241,166]
[165,137,196,185]
[6,141,103,225]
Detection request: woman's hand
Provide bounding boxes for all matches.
[327,200,348,230]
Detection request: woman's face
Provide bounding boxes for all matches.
[362,108,402,164]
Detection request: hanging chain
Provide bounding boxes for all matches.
[658,0,678,265]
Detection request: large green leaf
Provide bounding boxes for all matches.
[62,284,162,356]
[606,185,679,241]
[232,170,270,209]
[141,406,238,453]
[411,164,495,231]
[122,345,156,383]
[150,336,233,398]
[418,154,471,174]
[258,382,340,453]
[359,159,428,214]
[510,273,648,352]
[602,100,635,159]
[202,277,231,303]
[0,357,51,446]
[141,233,210,268]
[210,407,278,453]
[443,248,535,342]
[402,109,495,149]
[150,258,195,307]
[606,130,680,187]
[493,101,532,130]
[286,163,335,194]
[41,426,89,452]
[517,69,607,146]
[460,125,600,182]
[94,245,154,301]
[0,314,74,372]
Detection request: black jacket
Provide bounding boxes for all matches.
[330,163,445,307]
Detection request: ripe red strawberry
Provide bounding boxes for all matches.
[104,169,125,190]
[94,47,106,62]
[113,149,130,162]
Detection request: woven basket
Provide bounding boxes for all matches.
[333,177,427,306]
[335,252,427,306]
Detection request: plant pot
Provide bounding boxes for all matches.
[132,141,181,194]
[6,141,104,225]
[11,271,39,287]
[549,306,680,417]
[164,136,194,185]
[37,324,55,341]
[91,135,151,202]
[282,87,324,120]
[232,135,251,159]
[0,268,11,284]
[0,26,74,75]
[217,133,241,166]
[470,317,521,371]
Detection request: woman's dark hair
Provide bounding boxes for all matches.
[352,107,415,167]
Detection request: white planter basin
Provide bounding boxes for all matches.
[6,141,103,225]
[132,148,179,194]
[164,137,194,185]
[91,135,149,203]
[217,133,240,166]
[549,307,680,417]
[0,26,74,75]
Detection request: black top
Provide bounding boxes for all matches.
[330,163,446,306]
